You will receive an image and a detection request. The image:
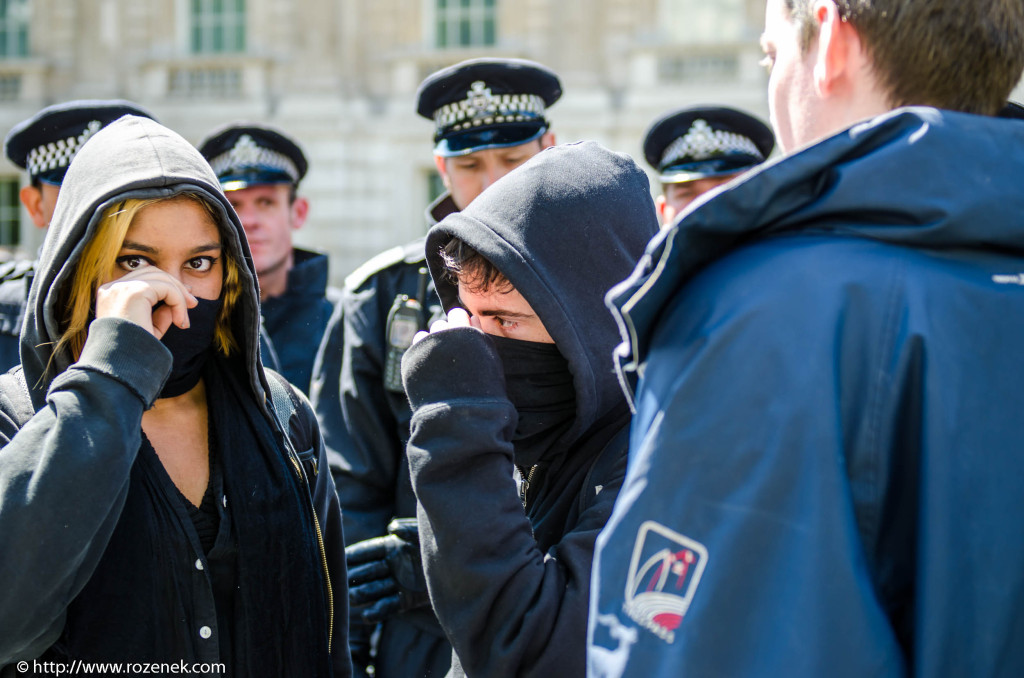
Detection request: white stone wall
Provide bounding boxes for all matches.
[3,0,1019,285]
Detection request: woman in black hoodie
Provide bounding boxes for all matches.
[0,116,349,676]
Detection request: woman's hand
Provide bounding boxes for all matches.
[95,268,198,339]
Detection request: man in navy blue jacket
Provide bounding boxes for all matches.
[588,1,1024,676]
[199,123,338,394]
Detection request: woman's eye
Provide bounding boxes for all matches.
[116,255,151,272]
[186,257,215,273]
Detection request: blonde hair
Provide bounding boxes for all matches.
[55,193,242,362]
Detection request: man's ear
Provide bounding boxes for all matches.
[19,185,47,229]
[289,195,309,230]
[539,131,556,149]
[433,155,452,191]
[659,193,675,228]
[655,194,673,226]
[811,0,858,97]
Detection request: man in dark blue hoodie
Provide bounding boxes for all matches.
[588,1,1024,676]
[394,141,658,677]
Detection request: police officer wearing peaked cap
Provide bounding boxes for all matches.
[643,105,774,227]
[198,122,339,395]
[417,57,562,160]
[309,57,562,678]
[0,99,157,372]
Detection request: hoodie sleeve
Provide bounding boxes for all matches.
[0,318,171,664]
[402,327,623,677]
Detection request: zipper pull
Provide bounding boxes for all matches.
[518,464,537,509]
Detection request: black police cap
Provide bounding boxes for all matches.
[416,58,562,157]
[4,99,157,185]
[999,101,1024,120]
[198,122,308,191]
[643,106,774,184]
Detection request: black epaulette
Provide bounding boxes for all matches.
[343,238,427,292]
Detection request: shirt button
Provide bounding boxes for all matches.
[195,559,204,571]
[199,626,212,639]
[222,495,228,508]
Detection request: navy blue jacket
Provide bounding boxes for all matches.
[262,247,340,394]
[588,109,1024,677]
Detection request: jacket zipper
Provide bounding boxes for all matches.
[517,464,538,509]
[289,453,334,653]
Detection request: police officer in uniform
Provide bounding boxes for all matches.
[199,123,339,394]
[309,58,561,678]
[0,100,156,372]
[643,105,774,227]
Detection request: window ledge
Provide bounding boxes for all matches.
[137,53,276,101]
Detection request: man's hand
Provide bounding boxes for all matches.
[413,307,481,344]
[95,268,198,339]
[346,518,430,623]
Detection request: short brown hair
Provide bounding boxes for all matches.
[439,237,512,294]
[784,0,1024,115]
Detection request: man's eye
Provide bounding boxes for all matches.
[496,317,519,329]
[116,255,151,272]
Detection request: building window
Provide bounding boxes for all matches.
[661,0,745,44]
[435,0,496,48]
[658,53,739,83]
[427,170,446,205]
[190,0,246,54]
[0,72,20,100]
[169,66,242,98]
[0,0,30,58]
[0,179,21,248]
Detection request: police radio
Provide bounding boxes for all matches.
[383,268,430,392]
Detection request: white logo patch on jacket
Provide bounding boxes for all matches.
[623,521,708,644]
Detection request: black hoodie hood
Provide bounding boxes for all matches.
[21,115,267,411]
[423,140,659,443]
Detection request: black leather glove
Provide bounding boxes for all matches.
[346,517,430,623]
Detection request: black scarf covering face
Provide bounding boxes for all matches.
[489,334,577,467]
[158,296,223,398]
[48,357,332,676]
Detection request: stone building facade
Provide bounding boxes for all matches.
[8,0,1006,284]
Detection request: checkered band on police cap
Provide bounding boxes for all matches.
[432,81,548,137]
[658,119,764,170]
[24,120,104,178]
[207,134,300,184]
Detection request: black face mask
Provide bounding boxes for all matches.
[158,296,223,399]
[489,334,577,462]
